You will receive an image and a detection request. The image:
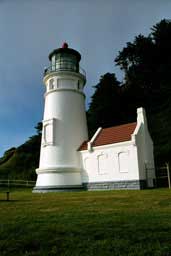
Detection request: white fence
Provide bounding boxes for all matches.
[0,179,35,188]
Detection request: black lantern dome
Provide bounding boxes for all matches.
[44,42,84,76]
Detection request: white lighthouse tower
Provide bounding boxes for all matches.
[34,42,88,192]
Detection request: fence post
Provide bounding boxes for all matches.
[166,162,171,189]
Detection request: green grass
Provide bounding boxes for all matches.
[0,189,171,256]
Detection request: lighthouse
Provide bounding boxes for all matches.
[34,43,88,192]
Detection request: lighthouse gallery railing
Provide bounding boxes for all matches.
[44,60,86,77]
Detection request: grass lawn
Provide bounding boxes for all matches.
[0,189,171,256]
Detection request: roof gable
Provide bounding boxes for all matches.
[79,122,137,151]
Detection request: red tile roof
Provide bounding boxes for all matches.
[78,122,137,151]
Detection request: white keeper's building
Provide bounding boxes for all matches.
[33,43,156,192]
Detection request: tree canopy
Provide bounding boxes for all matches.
[87,73,122,136]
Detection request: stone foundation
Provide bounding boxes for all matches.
[83,180,147,190]
[33,180,147,192]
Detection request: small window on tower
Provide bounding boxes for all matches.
[42,119,56,146]
[49,79,54,90]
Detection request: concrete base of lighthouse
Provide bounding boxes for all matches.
[33,167,83,192]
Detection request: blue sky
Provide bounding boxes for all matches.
[0,0,171,156]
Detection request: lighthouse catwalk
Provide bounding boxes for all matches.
[33,43,156,192]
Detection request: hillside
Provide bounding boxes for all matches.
[0,127,41,180]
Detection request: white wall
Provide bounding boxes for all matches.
[39,89,88,168]
[80,141,140,183]
[38,71,88,170]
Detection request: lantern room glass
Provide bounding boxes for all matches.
[50,53,79,72]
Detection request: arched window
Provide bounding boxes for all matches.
[49,79,54,90]
[84,157,92,173]
[97,153,108,174]
[118,152,129,173]
[42,119,55,146]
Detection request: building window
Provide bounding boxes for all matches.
[118,152,129,173]
[42,119,55,146]
[84,157,92,173]
[97,153,108,175]
[49,79,54,90]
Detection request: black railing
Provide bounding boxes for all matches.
[44,61,86,77]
